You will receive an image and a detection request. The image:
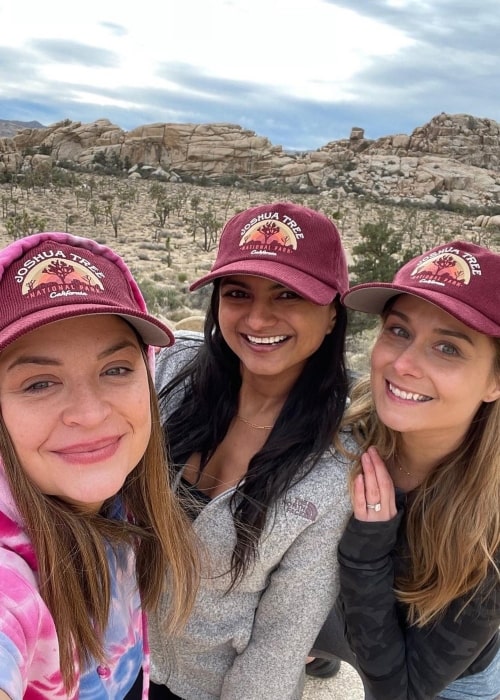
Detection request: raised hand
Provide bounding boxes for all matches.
[352,446,397,522]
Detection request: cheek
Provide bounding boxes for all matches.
[1,401,44,456]
[370,343,383,373]
[216,304,234,333]
[305,309,336,339]
[131,387,152,436]
[369,349,387,394]
[216,309,240,351]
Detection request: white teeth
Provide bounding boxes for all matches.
[388,383,431,402]
[246,335,287,345]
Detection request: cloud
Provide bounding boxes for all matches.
[29,39,118,67]
[100,21,128,38]
[1,0,499,150]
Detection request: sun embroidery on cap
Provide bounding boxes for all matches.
[410,248,480,289]
[239,211,304,258]
[18,254,105,299]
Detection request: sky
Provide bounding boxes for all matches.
[1,0,499,151]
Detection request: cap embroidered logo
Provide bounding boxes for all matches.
[410,248,479,290]
[16,250,106,299]
[239,215,300,255]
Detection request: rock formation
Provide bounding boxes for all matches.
[2,113,500,208]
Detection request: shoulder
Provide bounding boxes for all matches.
[0,549,62,693]
[0,547,46,632]
[155,331,204,389]
[0,546,38,595]
[309,429,357,486]
[287,435,354,514]
[337,427,359,455]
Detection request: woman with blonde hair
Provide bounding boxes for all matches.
[312,240,500,699]
[0,233,198,699]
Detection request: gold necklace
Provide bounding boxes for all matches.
[393,454,411,477]
[397,464,412,477]
[237,414,274,430]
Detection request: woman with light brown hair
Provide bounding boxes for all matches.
[0,233,198,699]
[312,240,500,699]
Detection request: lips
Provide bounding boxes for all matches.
[53,436,122,465]
[387,381,432,402]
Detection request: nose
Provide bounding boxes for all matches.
[245,298,277,329]
[61,382,112,427]
[391,344,424,377]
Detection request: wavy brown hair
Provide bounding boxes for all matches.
[339,338,500,626]
[0,361,199,691]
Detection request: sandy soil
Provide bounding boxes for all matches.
[0,173,471,374]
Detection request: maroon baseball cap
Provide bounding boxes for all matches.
[190,202,348,304]
[342,240,500,337]
[0,232,175,352]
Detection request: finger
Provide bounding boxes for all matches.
[360,451,381,511]
[365,446,398,518]
[366,446,394,491]
[352,473,370,521]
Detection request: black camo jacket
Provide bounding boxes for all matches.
[338,491,500,700]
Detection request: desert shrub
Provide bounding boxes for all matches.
[347,219,422,336]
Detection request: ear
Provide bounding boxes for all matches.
[326,305,337,335]
[483,375,500,403]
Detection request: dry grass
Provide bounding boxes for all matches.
[0,173,473,371]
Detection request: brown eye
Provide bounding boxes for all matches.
[279,290,301,300]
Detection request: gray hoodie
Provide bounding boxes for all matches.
[149,333,352,699]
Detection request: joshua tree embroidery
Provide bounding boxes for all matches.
[433,255,465,283]
[434,255,455,274]
[43,260,75,285]
[259,222,281,241]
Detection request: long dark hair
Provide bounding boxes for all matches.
[159,280,349,585]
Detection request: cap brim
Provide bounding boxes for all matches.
[342,284,405,313]
[190,260,338,305]
[118,313,174,346]
[342,283,500,336]
[0,306,174,352]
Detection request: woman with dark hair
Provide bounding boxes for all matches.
[148,202,353,699]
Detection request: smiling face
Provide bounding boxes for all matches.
[371,294,500,452]
[0,315,151,513]
[217,275,337,388]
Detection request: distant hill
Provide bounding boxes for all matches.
[3,113,500,211]
[0,119,45,137]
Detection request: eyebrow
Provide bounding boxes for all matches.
[386,309,475,346]
[6,340,139,371]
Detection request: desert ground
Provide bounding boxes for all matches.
[304,663,364,699]
[0,173,479,374]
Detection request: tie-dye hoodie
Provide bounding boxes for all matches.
[0,465,149,699]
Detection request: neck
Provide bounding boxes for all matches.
[391,436,452,490]
[239,362,302,399]
[399,431,463,474]
[237,378,288,427]
[239,373,290,407]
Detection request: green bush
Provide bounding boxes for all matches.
[348,220,422,335]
